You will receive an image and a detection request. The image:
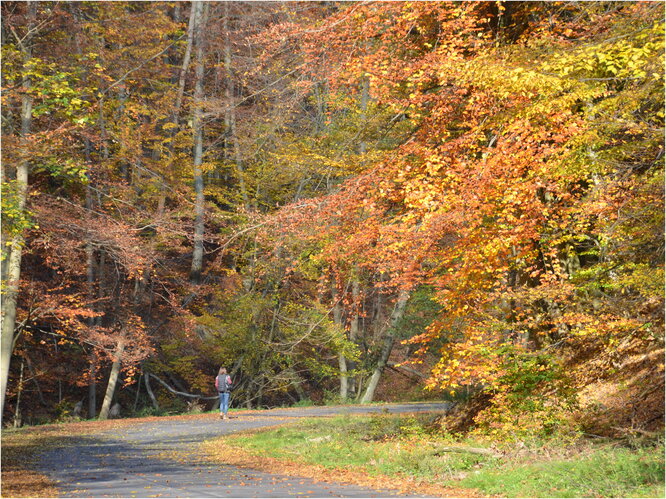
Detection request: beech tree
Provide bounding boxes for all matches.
[189,1,207,283]
[0,1,36,417]
[264,1,664,427]
[1,2,662,429]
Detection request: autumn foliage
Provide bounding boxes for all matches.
[1,2,663,435]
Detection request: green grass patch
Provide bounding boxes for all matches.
[461,444,664,498]
[223,412,665,498]
[228,412,497,479]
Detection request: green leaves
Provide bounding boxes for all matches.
[29,65,93,121]
[1,180,36,239]
[32,158,89,185]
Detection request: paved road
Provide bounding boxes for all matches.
[37,403,450,498]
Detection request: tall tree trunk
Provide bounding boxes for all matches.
[89,250,105,417]
[189,1,208,283]
[156,4,198,215]
[223,3,249,208]
[174,3,197,115]
[1,2,35,417]
[98,338,126,420]
[332,282,348,400]
[359,76,369,154]
[85,246,97,417]
[361,290,409,404]
[84,138,99,418]
[347,278,361,396]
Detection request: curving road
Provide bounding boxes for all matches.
[37,403,450,498]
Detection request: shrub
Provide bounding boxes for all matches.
[472,347,579,440]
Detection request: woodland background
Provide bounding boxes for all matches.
[1,1,663,436]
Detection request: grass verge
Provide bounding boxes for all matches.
[459,444,664,498]
[200,412,665,498]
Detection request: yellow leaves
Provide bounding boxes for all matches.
[199,161,217,174]
[544,24,663,83]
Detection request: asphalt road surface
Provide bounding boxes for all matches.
[37,403,451,498]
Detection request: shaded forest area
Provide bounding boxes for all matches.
[1,2,663,435]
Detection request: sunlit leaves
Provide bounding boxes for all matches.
[264,1,664,427]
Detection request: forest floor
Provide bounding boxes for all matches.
[2,402,475,498]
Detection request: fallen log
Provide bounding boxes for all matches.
[432,445,502,458]
[612,426,662,438]
[148,373,218,400]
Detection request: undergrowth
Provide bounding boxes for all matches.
[221,412,665,498]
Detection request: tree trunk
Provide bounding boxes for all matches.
[88,353,97,418]
[89,250,105,417]
[372,274,387,341]
[0,240,25,418]
[143,366,159,410]
[155,4,198,214]
[98,339,125,420]
[13,358,25,428]
[1,3,35,417]
[223,3,249,208]
[96,250,106,328]
[174,3,197,116]
[84,150,98,418]
[189,1,207,283]
[24,355,46,406]
[359,76,369,154]
[361,290,409,404]
[98,99,110,162]
[338,352,348,401]
[132,372,142,412]
[332,282,348,400]
[348,278,361,395]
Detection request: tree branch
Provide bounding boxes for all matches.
[147,373,218,400]
[101,34,186,96]
[386,361,428,380]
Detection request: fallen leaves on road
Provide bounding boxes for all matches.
[1,417,150,497]
[1,411,243,497]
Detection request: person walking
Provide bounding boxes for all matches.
[215,367,233,420]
